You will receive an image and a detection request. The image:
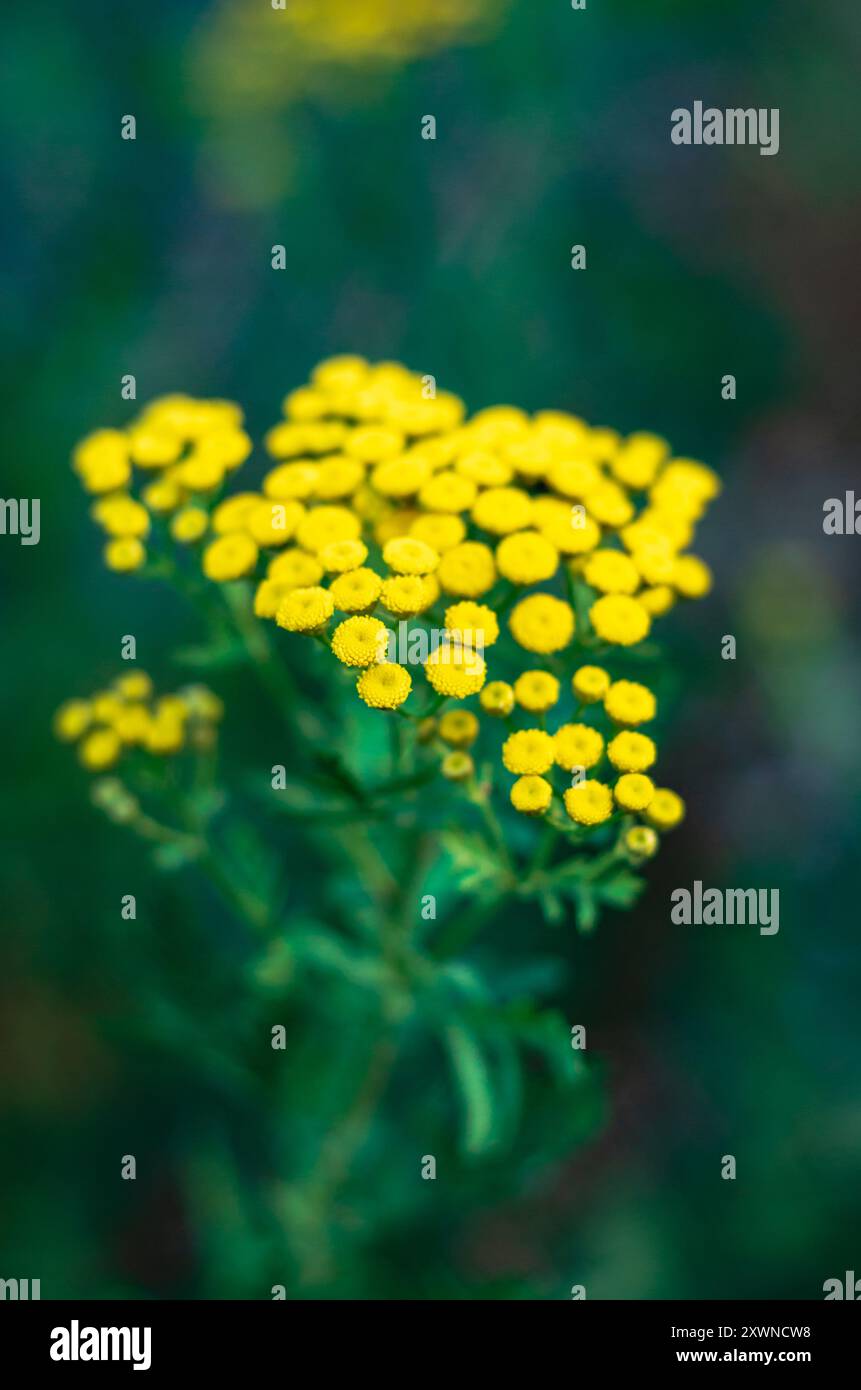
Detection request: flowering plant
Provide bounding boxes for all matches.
[56,357,718,1286]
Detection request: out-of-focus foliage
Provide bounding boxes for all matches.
[1,0,860,1299]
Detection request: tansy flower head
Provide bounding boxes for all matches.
[212,493,264,534]
[444,600,499,648]
[437,541,496,598]
[553,723,604,772]
[582,548,640,595]
[263,462,319,501]
[409,512,466,553]
[95,496,151,539]
[330,616,389,668]
[604,680,656,726]
[671,554,713,598]
[441,750,474,782]
[418,471,477,514]
[638,585,675,616]
[268,548,325,587]
[319,538,368,573]
[203,533,258,581]
[564,780,613,826]
[114,671,153,701]
[424,641,486,698]
[509,593,574,654]
[511,775,553,815]
[381,574,436,617]
[79,728,122,771]
[246,499,304,548]
[296,505,361,553]
[471,486,533,536]
[170,507,209,544]
[329,566,383,613]
[438,709,479,748]
[105,537,146,572]
[572,665,610,703]
[624,825,659,859]
[513,670,560,713]
[383,536,439,575]
[607,731,656,773]
[356,662,412,709]
[496,530,559,585]
[589,594,650,647]
[614,772,655,812]
[502,728,555,776]
[53,699,92,742]
[644,787,685,830]
[480,680,515,717]
[276,585,335,633]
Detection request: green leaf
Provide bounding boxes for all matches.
[443,1022,497,1156]
[440,830,506,898]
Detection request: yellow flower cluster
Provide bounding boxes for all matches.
[72,395,253,573]
[497,666,685,850]
[70,358,716,848]
[54,672,223,770]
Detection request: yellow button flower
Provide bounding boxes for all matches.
[563,780,613,826]
[202,533,258,581]
[330,616,388,668]
[418,471,477,514]
[53,699,92,742]
[424,642,486,698]
[607,731,657,773]
[513,670,560,713]
[319,538,368,573]
[511,775,553,815]
[79,728,122,771]
[114,671,153,701]
[614,772,655,811]
[267,548,325,587]
[104,537,146,572]
[329,566,383,613]
[383,536,440,575]
[275,585,335,633]
[589,594,650,646]
[263,462,320,501]
[479,681,515,717]
[502,728,555,775]
[509,594,574,654]
[409,512,466,553]
[437,542,497,598]
[532,497,601,555]
[97,496,151,539]
[313,457,365,500]
[583,549,640,595]
[671,554,713,598]
[572,665,610,703]
[296,505,361,552]
[170,507,209,544]
[624,825,659,858]
[441,750,474,781]
[638,585,676,616]
[644,788,686,830]
[142,478,183,515]
[212,492,264,534]
[438,709,480,748]
[246,499,304,548]
[444,600,499,648]
[471,486,533,536]
[604,680,656,726]
[553,723,604,772]
[496,531,559,585]
[381,575,436,616]
[356,662,412,709]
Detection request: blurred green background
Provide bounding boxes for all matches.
[2,0,860,1298]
